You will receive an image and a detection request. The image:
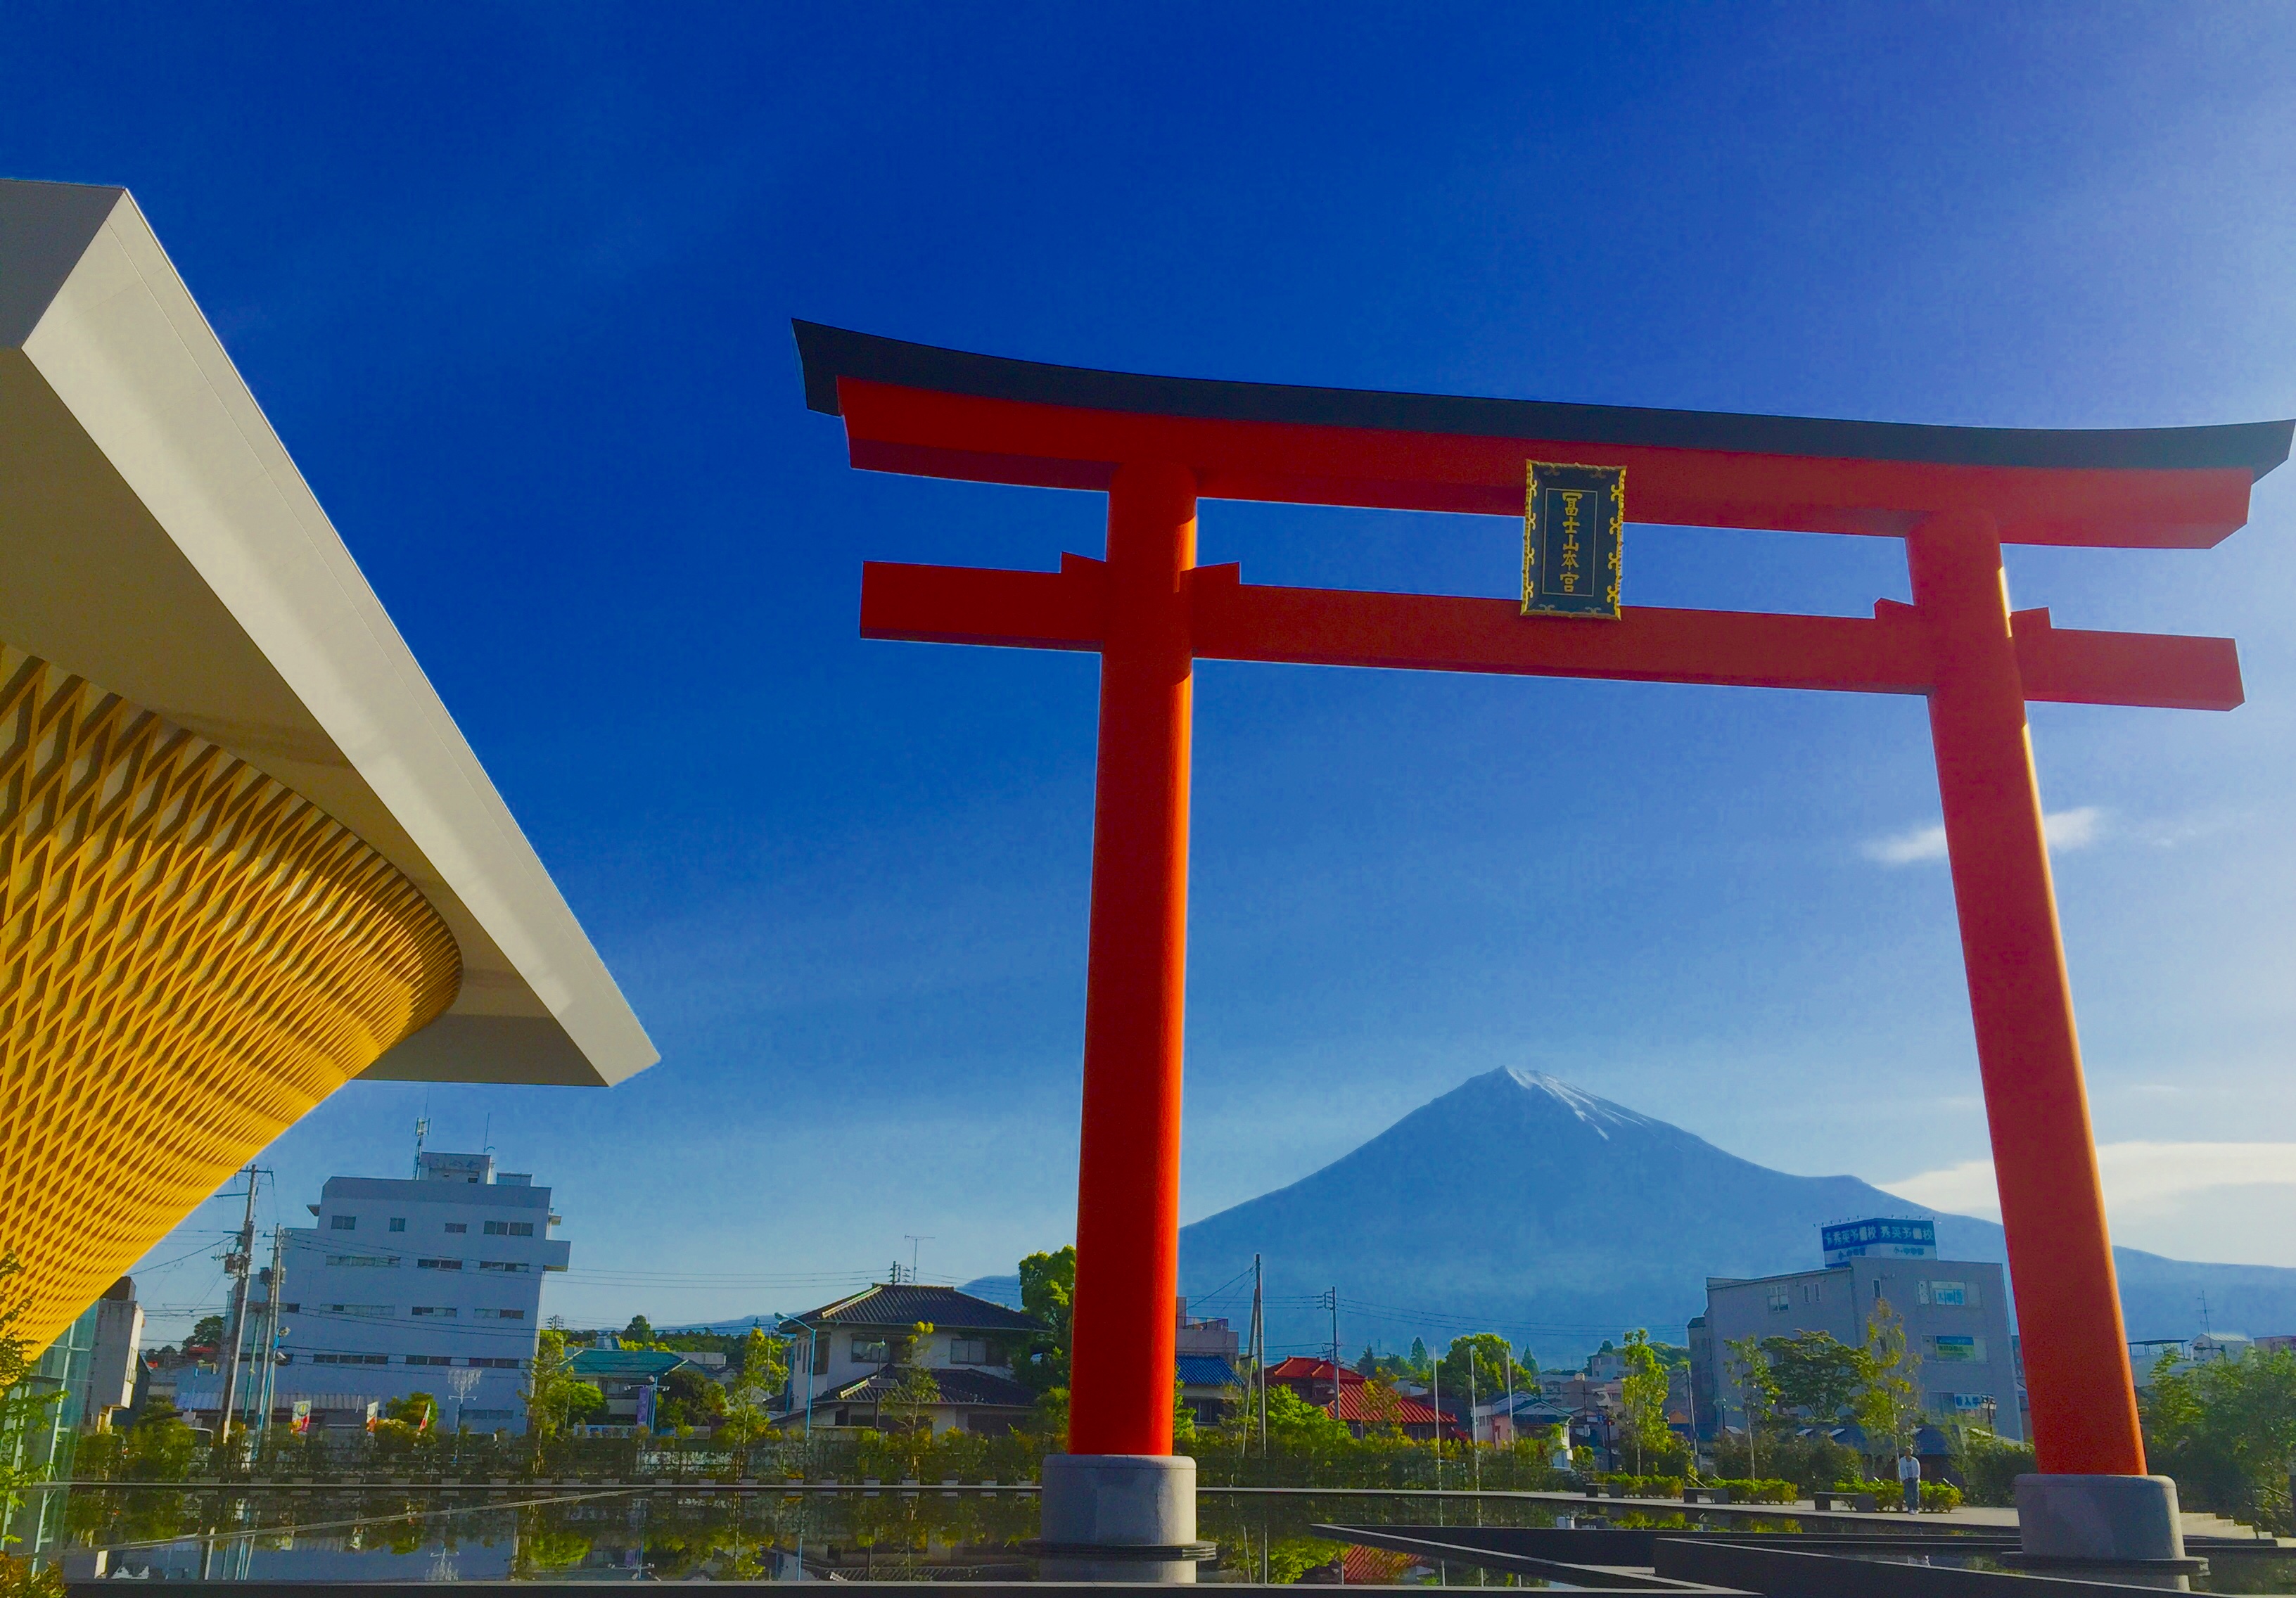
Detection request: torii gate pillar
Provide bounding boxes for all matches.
[1914,513,2145,1478]
[1040,463,1206,1574]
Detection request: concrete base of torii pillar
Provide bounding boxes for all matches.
[1037,1454,1204,1583]
[2012,1474,2202,1590]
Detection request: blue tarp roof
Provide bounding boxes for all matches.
[1178,1355,1242,1388]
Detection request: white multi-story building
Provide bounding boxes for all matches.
[193,1151,569,1434]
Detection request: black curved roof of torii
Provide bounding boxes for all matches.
[795,321,2293,480]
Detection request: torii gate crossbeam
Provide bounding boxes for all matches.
[798,320,2292,1564]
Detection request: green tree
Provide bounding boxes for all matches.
[2145,1345,2296,1532]
[1616,1329,1673,1476]
[1016,1247,1075,1393]
[522,1328,604,1439]
[117,1398,198,1481]
[0,1257,67,1516]
[883,1322,941,1432]
[1439,1333,1514,1406]
[735,1327,787,1393]
[372,1393,438,1456]
[1853,1296,1921,1466]
[1723,1334,1780,1478]
[1261,1381,1353,1450]
[1761,1329,1864,1425]
[186,1315,226,1352]
[1408,1337,1429,1376]
[655,1367,727,1432]
[382,1392,436,1430]
[620,1315,656,1348]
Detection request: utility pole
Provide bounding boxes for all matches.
[1503,1345,1515,1476]
[1467,1355,1482,1503]
[254,1227,286,1445]
[1329,1288,1343,1590]
[412,1116,429,1178]
[215,1165,260,1458]
[802,1325,819,1441]
[1431,1354,1443,1514]
[1250,1254,1266,1461]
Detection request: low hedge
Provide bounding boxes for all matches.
[1595,1473,1685,1498]
[1704,1477,1799,1504]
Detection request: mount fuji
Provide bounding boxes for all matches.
[1150,1067,2296,1365]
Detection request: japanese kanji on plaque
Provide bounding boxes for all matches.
[1523,461,1624,619]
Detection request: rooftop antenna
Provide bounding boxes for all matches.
[482,1112,493,1156]
[904,1234,935,1284]
[412,1113,431,1178]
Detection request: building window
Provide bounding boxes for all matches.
[411,1306,459,1318]
[949,1338,992,1365]
[1926,1280,1975,1308]
[313,1353,390,1365]
[852,1338,891,1363]
[388,1217,407,1232]
[329,1215,356,1231]
[322,1304,394,1318]
[483,1220,535,1236]
[417,1258,464,1270]
[1766,1289,1790,1313]
[478,1260,530,1272]
[407,1355,455,1365]
[465,1356,522,1369]
[473,1308,526,1320]
[1799,1281,1823,1305]
[444,1222,468,1234]
[325,1254,400,1268]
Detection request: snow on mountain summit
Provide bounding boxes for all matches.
[1501,1067,1654,1139]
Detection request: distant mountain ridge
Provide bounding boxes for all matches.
[1141,1067,2296,1365]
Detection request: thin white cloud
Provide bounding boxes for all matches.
[1863,807,2105,867]
[2044,806,2105,851]
[1882,1149,2296,1272]
[1866,823,1949,865]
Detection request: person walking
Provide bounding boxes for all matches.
[1896,1447,1922,1513]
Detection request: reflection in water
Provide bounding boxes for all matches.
[38,1485,1595,1584]
[37,1485,2296,1590]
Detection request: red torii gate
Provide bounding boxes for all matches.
[797,321,2290,1540]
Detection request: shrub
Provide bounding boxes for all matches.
[1707,1477,1799,1505]
[1920,1480,1963,1512]
[1956,1431,2034,1508]
[0,1553,63,1598]
[1595,1473,1684,1498]
[1758,1433,1862,1492]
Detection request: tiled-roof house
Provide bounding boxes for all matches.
[780,1282,1043,1435]
[1266,1357,1455,1440]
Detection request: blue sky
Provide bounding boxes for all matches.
[6,4,2294,1340]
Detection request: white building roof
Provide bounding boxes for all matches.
[0,179,654,1087]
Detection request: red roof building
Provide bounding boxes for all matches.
[1265,1357,1458,1440]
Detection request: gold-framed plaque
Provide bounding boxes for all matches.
[1522,461,1624,619]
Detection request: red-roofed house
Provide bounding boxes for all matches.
[1265,1357,1456,1440]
